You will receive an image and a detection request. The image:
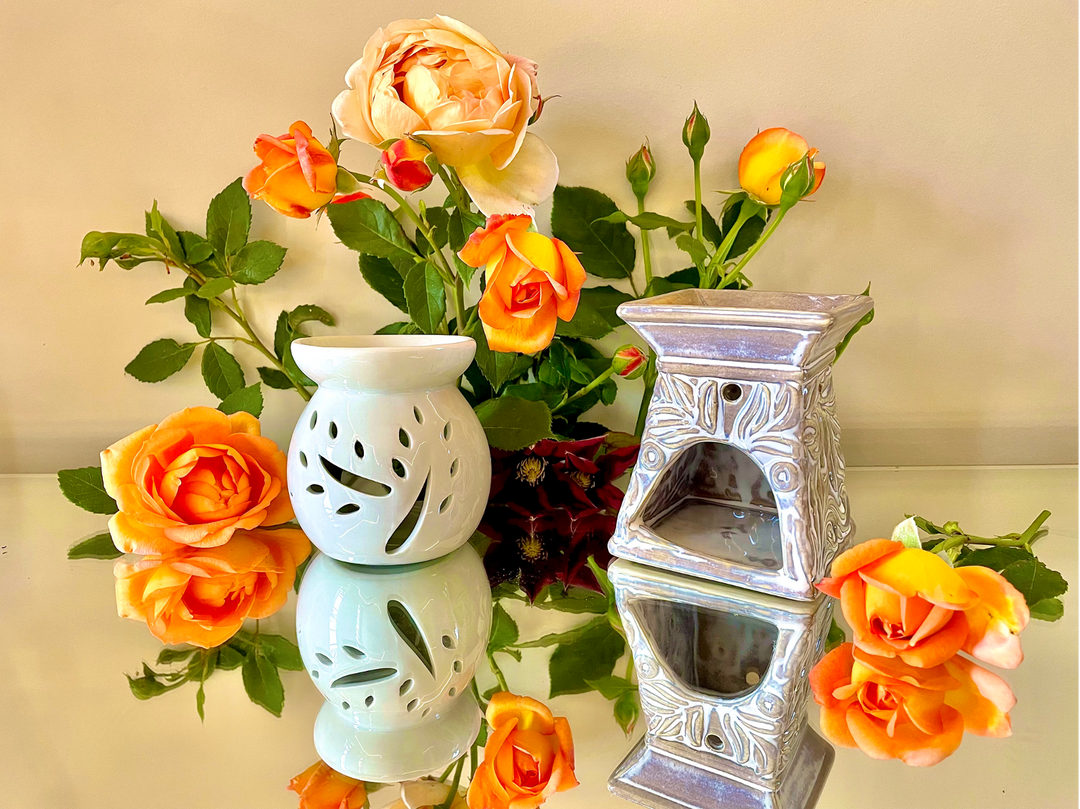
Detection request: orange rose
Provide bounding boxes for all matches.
[738,127,825,206]
[114,527,310,648]
[458,215,585,353]
[811,643,1016,766]
[467,692,578,809]
[817,540,1030,669]
[289,761,366,809]
[244,121,337,218]
[101,407,292,554]
[382,139,435,192]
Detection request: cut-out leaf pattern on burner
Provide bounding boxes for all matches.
[320,455,391,497]
[331,668,397,688]
[385,474,429,554]
[387,599,435,678]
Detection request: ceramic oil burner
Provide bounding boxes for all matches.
[609,289,874,601]
[287,335,491,565]
[607,559,833,809]
[296,544,492,782]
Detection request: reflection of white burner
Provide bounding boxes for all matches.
[648,497,782,570]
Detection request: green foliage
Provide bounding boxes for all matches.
[125,339,196,382]
[474,396,554,451]
[58,467,118,514]
[579,286,633,328]
[242,645,285,717]
[183,277,212,337]
[326,197,417,262]
[551,186,636,278]
[218,384,264,417]
[257,366,294,390]
[232,241,287,285]
[67,531,122,559]
[145,287,190,304]
[835,284,874,362]
[205,178,251,258]
[468,320,519,392]
[825,618,846,652]
[404,261,446,334]
[547,618,626,698]
[196,277,235,299]
[358,254,408,311]
[201,342,245,399]
[488,603,520,654]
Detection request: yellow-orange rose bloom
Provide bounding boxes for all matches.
[817,539,1030,669]
[101,407,293,555]
[811,643,1016,766]
[458,215,585,353]
[114,527,310,648]
[289,761,367,809]
[244,121,338,218]
[467,692,578,809]
[331,16,557,216]
[738,127,825,206]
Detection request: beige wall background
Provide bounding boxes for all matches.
[0,0,1076,473]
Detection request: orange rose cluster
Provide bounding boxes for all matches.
[810,539,1029,765]
[102,407,309,648]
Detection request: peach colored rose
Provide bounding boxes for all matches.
[101,407,292,554]
[244,121,338,218]
[467,692,578,809]
[738,127,825,206]
[331,16,557,216]
[817,540,1030,669]
[458,215,585,353]
[810,643,1016,766]
[114,527,310,648]
[289,761,367,809]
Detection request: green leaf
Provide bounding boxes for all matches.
[555,298,613,339]
[1029,597,1065,622]
[232,240,287,285]
[644,277,693,297]
[675,234,708,271]
[1000,559,1068,608]
[218,643,246,670]
[196,277,236,299]
[488,603,520,653]
[205,178,251,257]
[178,231,214,265]
[503,382,564,410]
[359,254,409,311]
[536,586,609,614]
[825,618,846,652]
[183,277,212,338]
[288,305,336,329]
[375,321,422,335]
[891,517,922,549]
[326,197,418,262]
[125,339,197,382]
[584,675,636,700]
[127,674,167,700]
[58,467,118,514]
[594,210,694,232]
[448,208,485,288]
[146,201,184,261]
[218,384,263,417]
[834,284,875,362]
[515,616,609,649]
[684,200,723,246]
[579,286,633,328]
[404,261,446,334]
[79,231,123,265]
[467,320,518,391]
[258,634,304,671]
[145,287,191,304]
[67,531,121,559]
[665,267,700,286]
[550,186,636,279]
[954,546,1034,571]
[157,647,196,665]
[257,366,294,390]
[548,619,626,698]
[474,396,554,451]
[242,649,285,716]
[201,342,245,399]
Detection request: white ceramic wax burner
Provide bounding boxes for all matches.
[287,336,491,565]
[296,545,492,782]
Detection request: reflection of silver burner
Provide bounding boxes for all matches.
[649,497,783,570]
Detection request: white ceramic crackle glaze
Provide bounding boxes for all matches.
[287,336,491,564]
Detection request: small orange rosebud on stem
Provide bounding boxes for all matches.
[381,138,435,192]
[612,345,648,379]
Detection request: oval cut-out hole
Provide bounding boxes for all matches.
[299,452,308,468]
[342,646,364,659]
[450,459,459,478]
[386,476,428,554]
[407,699,419,712]
[448,687,456,697]
[388,600,435,677]
[331,668,397,688]
[307,484,324,494]
[439,495,453,514]
[312,670,320,679]
[453,660,462,673]
[391,459,407,478]
[399,679,413,696]
[398,429,411,448]
[706,734,725,751]
[365,696,374,707]
[442,635,455,649]
[354,441,364,459]
[329,422,338,439]
[315,653,332,666]
[413,407,423,424]
[310,412,318,429]
[422,707,430,717]
[337,503,360,515]
[320,456,391,497]
[342,701,350,710]
[442,423,452,440]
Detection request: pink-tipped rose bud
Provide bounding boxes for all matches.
[626,142,656,199]
[381,139,434,192]
[613,345,648,379]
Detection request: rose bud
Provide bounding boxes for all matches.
[329,191,372,205]
[682,102,711,162]
[626,142,656,199]
[244,121,337,218]
[381,139,434,192]
[738,127,825,207]
[613,345,648,379]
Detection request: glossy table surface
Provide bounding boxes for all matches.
[1,467,1076,809]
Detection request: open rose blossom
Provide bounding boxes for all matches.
[467,692,578,809]
[331,16,557,216]
[244,121,338,218]
[738,127,825,206]
[810,643,1016,766]
[101,407,293,554]
[115,527,310,648]
[817,540,1030,669]
[458,215,585,353]
[289,760,366,809]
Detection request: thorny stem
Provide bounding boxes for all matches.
[487,652,510,693]
[436,756,465,809]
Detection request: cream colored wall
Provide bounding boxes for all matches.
[0,0,1075,472]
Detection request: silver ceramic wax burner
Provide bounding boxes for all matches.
[608,560,833,809]
[610,289,874,601]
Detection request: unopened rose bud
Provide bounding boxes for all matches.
[613,345,648,379]
[626,142,656,199]
[738,128,826,207]
[329,191,372,205]
[381,139,434,192]
[682,102,711,163]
